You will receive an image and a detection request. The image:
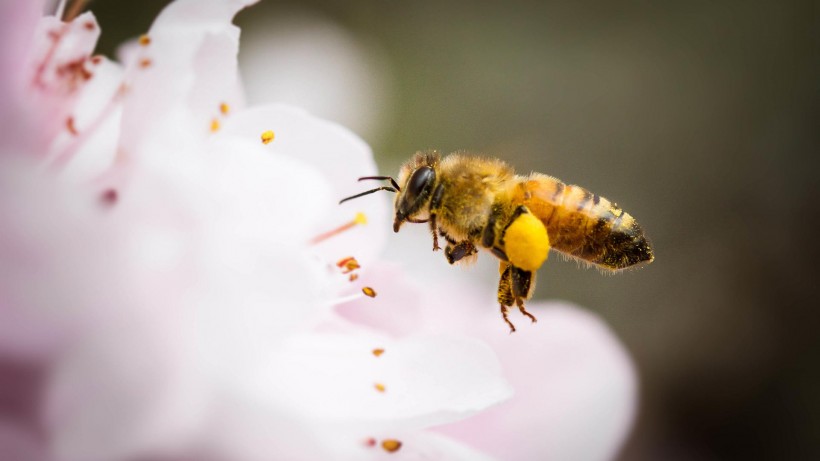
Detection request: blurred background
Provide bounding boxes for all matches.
[90,0,818,459]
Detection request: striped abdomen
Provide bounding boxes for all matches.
[512,173,654,270]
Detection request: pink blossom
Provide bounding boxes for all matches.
[0,1,638,460]
[0,1,512,460]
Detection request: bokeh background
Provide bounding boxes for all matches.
[90,0,818,459]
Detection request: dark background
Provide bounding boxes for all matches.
[89,0,818,459]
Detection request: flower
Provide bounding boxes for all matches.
[0,1,638,460]
[0,1,513,460]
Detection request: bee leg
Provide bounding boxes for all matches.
[445,241,477,264]
[511,266,538,324]
[428,183,445,251]
[498,263,517,333]
[429,214,440,251]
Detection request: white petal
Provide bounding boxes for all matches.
[256,331,512,430]
[220,104,390,265]
[119,0,256,157]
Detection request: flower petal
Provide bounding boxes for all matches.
[437,303,638,461]
[252,331,513,430]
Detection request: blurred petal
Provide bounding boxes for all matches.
[438,303,638,461]
[259,332,512,430]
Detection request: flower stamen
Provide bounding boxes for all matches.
[310,213,367,244]
[362,287,377,298]
[374,382,386,392]
[220,102,230,115]
[336,256,360,274]
[138,34,151,46]
[210,118,221,133]
[372,348,385,357]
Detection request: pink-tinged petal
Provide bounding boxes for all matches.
[220,104,390,265]
[257,332,512,430]
[13,12,102,157]
[437,303,638,461]
[0,0,44,153]
[0,420,47,461]
[50,56,124,181]
[336,263,426,336]
[44,324,209,461]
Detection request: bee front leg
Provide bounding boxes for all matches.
[429,215,440,251]
[428,184,445,251]
[511,266,537,324]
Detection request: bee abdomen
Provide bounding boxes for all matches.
[518,176,653,270]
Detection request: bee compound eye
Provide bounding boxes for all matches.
[405,167,435,203]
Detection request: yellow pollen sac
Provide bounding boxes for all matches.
[504,212,550,272]
[354,212,367,225]
[362,287,377,298]
[219,102,230,115]
[381,439,402,453]
[209,118,220,133]
[374,383,386,392]
[138,34,151,46]
[372,348,385,357]
[261,130,275,144]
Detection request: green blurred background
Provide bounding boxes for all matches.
[90,0,818,459]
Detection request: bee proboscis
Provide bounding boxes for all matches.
[340,151,654,332]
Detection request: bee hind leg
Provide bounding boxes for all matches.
[498,263,517,333]
[511,266,538,324]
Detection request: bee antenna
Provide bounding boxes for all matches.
[339,186,398,204]
[357,176,400,192]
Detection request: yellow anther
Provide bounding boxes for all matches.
[219,102,230,115]
[374,383,386,392]
[261,130,275,144]
[209,118,220,133]
[138,34,151,46]
[372,348,384,357]
[362,287,377,298]
[354,212,367,225]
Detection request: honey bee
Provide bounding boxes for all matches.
[340,151,654,332]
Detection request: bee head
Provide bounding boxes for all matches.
[394,166,436,232]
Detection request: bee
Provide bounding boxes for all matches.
[340,151,654,332]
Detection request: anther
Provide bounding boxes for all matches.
[261,130,275,144]
[139,58,152,68]
[138,34,151,46]
[210,118,220,133]
[220,102,230,115]
[362,287,377,298]
[336,257,360,273]
[381,439,402,453]
[374,383,386,392]
[66,117,78,135]
[372,348,385,357]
